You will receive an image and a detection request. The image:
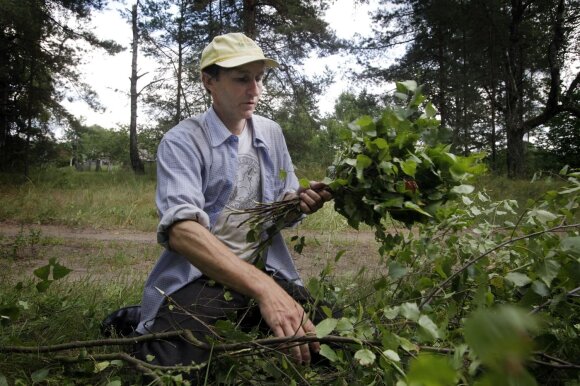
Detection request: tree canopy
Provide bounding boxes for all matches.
[355,0,580,177]
[1,0,578,177]
[0,0,124,174]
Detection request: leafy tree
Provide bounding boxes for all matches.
[356,0,580,178]
[332,90,383,122]
[0,0,122,175]
[135,0,341,160]
[536,98,580,169]
[139,0,210,127]
[78,125,129,170]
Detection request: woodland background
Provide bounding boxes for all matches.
[1,1,580,385]
[1,0,578,179]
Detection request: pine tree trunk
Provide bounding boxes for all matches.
[242,0,257,38]
[504,0,526,178]
[130,3,145,175]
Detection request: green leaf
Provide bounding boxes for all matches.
[334,250,346,262]
[464,306,538,371]
[36,280,53,293]
[531,280,550,297]
[298,178,310,189]
[505,272,532,287]
[560,236,580,256]
[406,354,457,386]
[404,201,432,217]
[537,259,561,287]
[383,306,399,320]
[356,154,373,180]
[354,348,376,366]
[31,368,50,383]
[397,80,418,92]
[319,344,339,362]
[399,159,417,177]
[110,360,124,367]
[424,102,437,118]
[316,318,338,338]
[336,317,354,333]
[529,209,558,224]
[388,261,407,280]
[94,361,110,373]
[398,335,419,352]
[279,169,287,180]
[559,165,569,175]
[373,138,388,149]
[33,264,50,281]
[356,154,372,169]
[451,184,474,194]
[394,92,408,101]
[18,300,29,310]
[106,381,123,386]
[418,314,440,340]
[52,261,72,280]
[400,302,420,322]
[382,349,401,362]
[0,374,8,386]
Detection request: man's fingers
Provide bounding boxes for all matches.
[302,319,321,353]
[281,324,310,364]
[299,190,324,213]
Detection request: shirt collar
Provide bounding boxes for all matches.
[204,107,233,147]
[204,106,267,149]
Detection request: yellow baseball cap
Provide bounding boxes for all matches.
[200,33,279,71]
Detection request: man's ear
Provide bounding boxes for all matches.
[201,72,213,91]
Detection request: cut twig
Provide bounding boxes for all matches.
[419,223,580,309]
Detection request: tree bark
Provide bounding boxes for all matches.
[242,0,257,39]
[502,0,578,178]
[503,0,526,178]
[130,3,145,174]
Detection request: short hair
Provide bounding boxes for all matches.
[201,63,222,79]
[201,64,224,93]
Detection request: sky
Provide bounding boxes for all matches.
[63,0,380,130]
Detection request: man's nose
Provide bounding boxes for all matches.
[247,79,261,95]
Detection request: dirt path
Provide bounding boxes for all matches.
[0,222,157,243]
[0,222,383,283]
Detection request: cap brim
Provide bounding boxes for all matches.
[215,55,279,69]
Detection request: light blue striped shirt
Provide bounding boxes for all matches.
[137,107,302,333]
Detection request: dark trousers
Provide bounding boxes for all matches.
[135,275,334,369]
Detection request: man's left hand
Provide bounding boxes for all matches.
[297,181,333,214]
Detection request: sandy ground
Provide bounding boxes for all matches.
[0,222,385,284]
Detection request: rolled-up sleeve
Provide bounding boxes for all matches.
[156,134,210,247]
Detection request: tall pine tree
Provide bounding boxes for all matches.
[356,0,580,177]
[0,0,122,174]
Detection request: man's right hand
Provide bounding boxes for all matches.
[169,221,320,364]
[256,278,320,364]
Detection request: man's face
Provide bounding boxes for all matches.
[204,61,266,125]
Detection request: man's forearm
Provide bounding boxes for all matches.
[167,220,274,301]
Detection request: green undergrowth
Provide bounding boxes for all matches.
[0,164,568,234]
[0,169,578,384]
[0,168,158,231]
[0,276,144,385]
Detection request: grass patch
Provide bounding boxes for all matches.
[0,277,144,384]
[0,168,158,231]
[1,167,567,233]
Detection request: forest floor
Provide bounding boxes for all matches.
[0,221,384,286]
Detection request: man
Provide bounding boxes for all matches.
[135,32,333,370]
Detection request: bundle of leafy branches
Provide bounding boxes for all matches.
[242,81,485,247]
